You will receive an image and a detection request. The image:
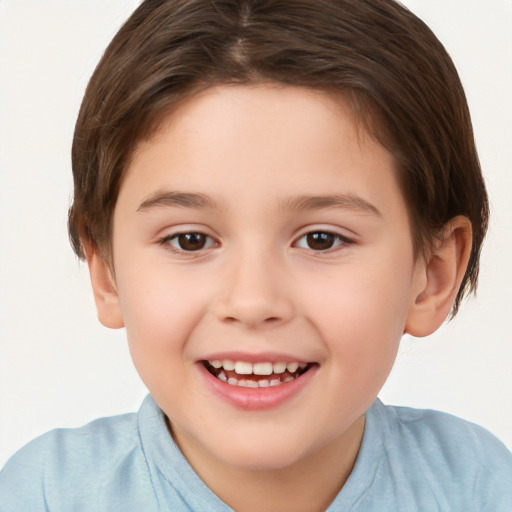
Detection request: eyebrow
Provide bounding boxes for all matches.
[282,194,382,216]
[137,190,381,217]
[137,191,220,212]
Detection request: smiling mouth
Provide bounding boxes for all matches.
[203,359,314,388]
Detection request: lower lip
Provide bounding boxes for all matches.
[198,363,317,410]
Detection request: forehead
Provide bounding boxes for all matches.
[120,84,404,221]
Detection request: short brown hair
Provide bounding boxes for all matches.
[69,0,488,315]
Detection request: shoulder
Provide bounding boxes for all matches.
[1,411,140,473]
[0,411,155,511]
[383,402,512,466]
[372,400,512,510]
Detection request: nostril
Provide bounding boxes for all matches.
[224,316,279,323]
[214,293,294,327]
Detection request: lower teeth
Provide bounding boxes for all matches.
[229,377,286,388]
[215,369,298,388]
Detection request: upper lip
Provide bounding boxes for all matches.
[198,352,313,364]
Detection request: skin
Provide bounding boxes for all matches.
[86,84,472,512]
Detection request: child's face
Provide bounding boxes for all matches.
[107,84,426,472]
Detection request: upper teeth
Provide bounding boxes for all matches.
[208,360,306,375]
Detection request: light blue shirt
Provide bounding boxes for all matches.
[1,395,511,511]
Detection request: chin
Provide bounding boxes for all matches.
[207,430,319,472]
[222,447,305,472]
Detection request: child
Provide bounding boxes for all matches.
[1,0,511,510]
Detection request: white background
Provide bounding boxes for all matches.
[1,1,511,467]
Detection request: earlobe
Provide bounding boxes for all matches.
[405,216,472,337]
[83,242,124,329]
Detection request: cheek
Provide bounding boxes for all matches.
[307,262,412,373]
[115,264,208,365]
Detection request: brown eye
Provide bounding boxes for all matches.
[306,232,336,250]
[295,231,350,252]
[169,232,214,251]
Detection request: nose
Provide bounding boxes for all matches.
[213,250,295,329]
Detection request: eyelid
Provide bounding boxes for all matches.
[170,233,216,249]
[158,226,220,255]
[293,227,355,252]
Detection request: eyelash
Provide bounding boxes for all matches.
[161,232,218,253]
[160,230,353,254]
[294,231,353,252]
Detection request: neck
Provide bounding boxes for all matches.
[171,415,365,512]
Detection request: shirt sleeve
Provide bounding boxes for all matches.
[0,434,52,512]
[470,423,512,512]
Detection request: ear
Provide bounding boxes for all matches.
[405,216,472,337]
[83,242,124,329]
